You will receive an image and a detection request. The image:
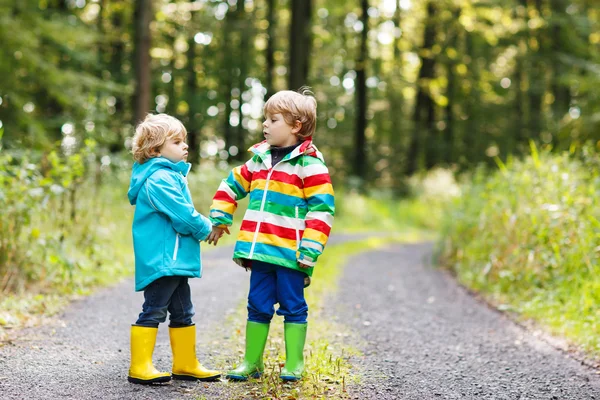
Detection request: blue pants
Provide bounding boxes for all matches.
[135,276,195,328]
[247,260,308,324]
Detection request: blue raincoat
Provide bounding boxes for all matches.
[127,157,212,291]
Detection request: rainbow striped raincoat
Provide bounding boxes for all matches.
[209,139,335,276]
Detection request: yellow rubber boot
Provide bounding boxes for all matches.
[128,325,171,384]
[169,325,221,381]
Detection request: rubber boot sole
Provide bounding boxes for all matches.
[172,373,221,382]
[127,375,171,385]
[280,374,300,382]
[226,371,262,381]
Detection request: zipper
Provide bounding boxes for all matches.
[249,168,274,258]
[173,233,180,261]
[295,206,300,249]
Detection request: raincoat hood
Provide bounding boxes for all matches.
[128,157,192,205]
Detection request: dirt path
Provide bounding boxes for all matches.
[1,239,599,399]
[328,243,600,399]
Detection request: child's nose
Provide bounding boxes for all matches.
[183,142,189,149]
[263,120,268,127]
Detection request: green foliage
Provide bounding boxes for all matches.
[335,168,458,234]
[0,0,124,149]
[0,142,129,295]
[440,144,600,354]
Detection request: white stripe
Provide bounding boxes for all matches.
[173,234,179,261]
[210,210,227,218]
[301,240,324,252]
[305,211,334,227]
[219,181,238,199]
[244,158,263,173]
[244,209,305,230]
[302,163,329,178]
[270,162,298,175]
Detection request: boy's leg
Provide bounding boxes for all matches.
[166,277,194,327]
[136,276,183,327]
[227,261,276,381]
[167,278,220,381]
[129,276,182,384]
[247,261,278,323]
[275,266,309,381]
[275,267,308,323]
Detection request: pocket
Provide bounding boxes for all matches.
[173,233,180,261]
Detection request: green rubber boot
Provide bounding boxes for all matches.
[280,322,307,381]
[226,321,270,381]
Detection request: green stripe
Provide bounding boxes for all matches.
[285,156,324,167]
[232,251,314,277]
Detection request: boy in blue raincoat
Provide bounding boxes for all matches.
[126,113,223,384]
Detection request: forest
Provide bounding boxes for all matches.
[0,0,599,295]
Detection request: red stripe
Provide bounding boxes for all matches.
[213,190,236,203]
[253,170,303,188]
[303,173,331,188]
[253,169,269,180]
[240,220,304,241]
[239,164,252,182]
[240,220,258,233]
[306,219,331,236]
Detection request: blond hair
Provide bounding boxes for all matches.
[263,87,317,139]
[131,114,187,164]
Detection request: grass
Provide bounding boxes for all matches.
[439,145,600,356]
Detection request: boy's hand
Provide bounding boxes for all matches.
[298,262,311,269]
[206,226,230,246]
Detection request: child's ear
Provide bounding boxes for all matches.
[292,120,302,134]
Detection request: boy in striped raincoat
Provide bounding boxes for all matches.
[206,88,335,381]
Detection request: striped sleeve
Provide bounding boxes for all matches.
[297,157,335,267]
[209,157,255,227]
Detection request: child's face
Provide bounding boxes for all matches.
[159,134,189,163]
[263,113,300,148]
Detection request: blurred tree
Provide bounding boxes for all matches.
[353,0,369,180]
[289,0,312,89]
[265,0,276,98]
[132,0,152,125]
[406,1,437,174]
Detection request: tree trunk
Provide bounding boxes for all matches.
[222,8,234,152]
[234,0,248,160]
[110,1,126,115]
[132,0,152,125]
[353,0,368,180]
[265,0,276,98]
[389,0,406,195]
[444,8,461,165]
[513,2,528,151]
[550,0,570,126]
[288,0,312,90]
[406,1,436,175]
[186,22,200,165]
[528,0,544,141]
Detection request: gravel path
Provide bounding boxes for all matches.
[1,238,599,399]
[0,233,368,400]
[330,243,600,399]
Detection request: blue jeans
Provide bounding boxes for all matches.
[135,276,195,328]
[247,260,308,324]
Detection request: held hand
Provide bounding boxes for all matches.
[298,262,311,269]
[206,226,230,246]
